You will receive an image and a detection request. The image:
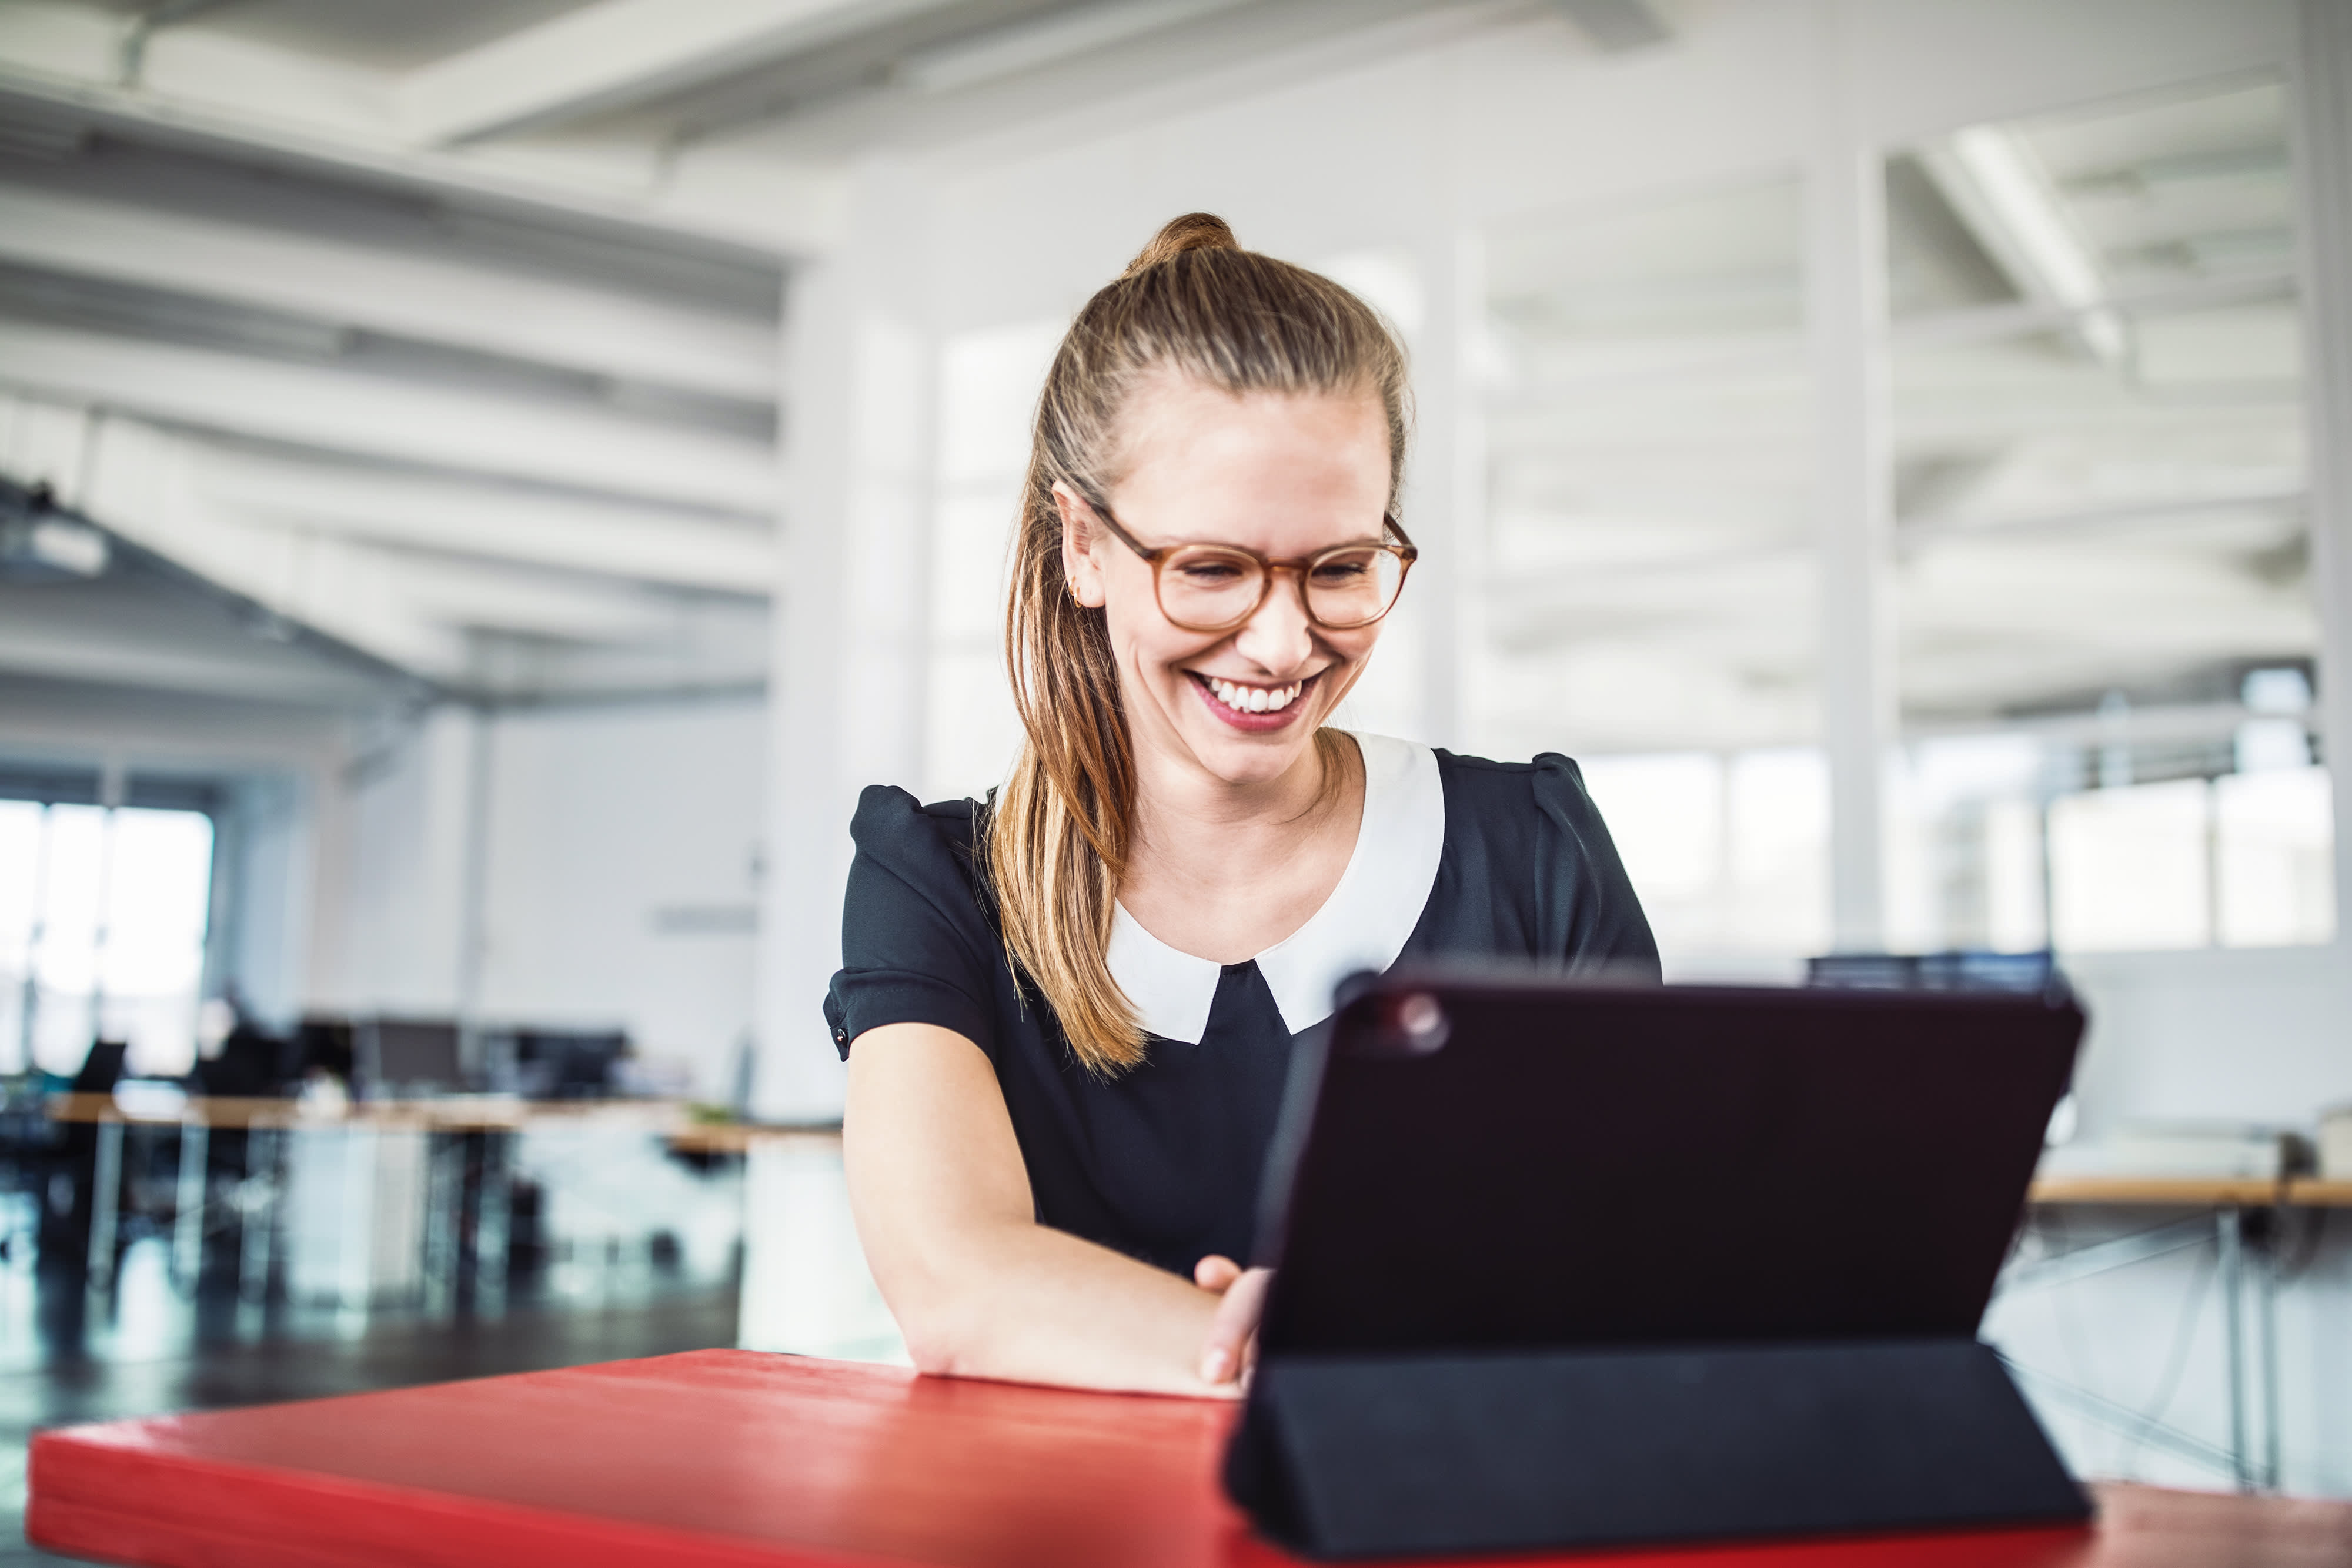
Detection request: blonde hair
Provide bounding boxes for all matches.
[986,213,1411,1075]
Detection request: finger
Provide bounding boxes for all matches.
[1193,1254,1242,1293]
[1198,1267,1274,1385]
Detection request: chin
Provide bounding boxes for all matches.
[1192,732,1315,784]
[1177,697,1341,783]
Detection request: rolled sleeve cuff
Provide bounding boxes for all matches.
[824,968,993,1061]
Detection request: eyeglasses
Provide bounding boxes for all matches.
[1084,498,1418,634]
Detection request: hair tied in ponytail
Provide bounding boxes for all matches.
[1120,212,1240,278]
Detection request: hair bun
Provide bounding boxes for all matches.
[1121,213,1240,277]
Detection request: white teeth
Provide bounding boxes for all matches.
[1204,675,1306,713]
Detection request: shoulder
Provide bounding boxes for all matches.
[1432,749,1599,820]
[1430,748,1624,873]
[846,785,991,920]
[1424,748,1657,968]
[851,783,980,857]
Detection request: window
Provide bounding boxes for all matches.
[924,319,1064,804]
[0,799,214,1077]
[1580,749,1829,974]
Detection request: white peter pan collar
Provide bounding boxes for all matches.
[1105,733,1446,1044]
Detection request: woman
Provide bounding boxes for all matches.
[827,214,1656,1398]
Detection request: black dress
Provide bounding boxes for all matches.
[824,735,1658,1278]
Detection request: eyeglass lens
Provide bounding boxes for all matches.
[1159,545,1405,631]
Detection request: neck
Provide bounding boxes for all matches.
[1127,728,1357,897]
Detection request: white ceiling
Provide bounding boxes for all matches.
[1475,75,2311,758]
[0,0,1579,708]
[0,1,2317,750]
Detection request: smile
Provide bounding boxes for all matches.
[1186,670,1320,730]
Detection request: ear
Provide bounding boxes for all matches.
[1053,482,1110,609]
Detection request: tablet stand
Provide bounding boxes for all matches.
[1224,1338,2089,1560]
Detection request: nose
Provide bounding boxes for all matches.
[1231,566,1316,676]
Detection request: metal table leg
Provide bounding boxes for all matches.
[2217,1205,2250,1492]
[238,1126,278,1314]
[173,1118,208,1294]
[475,1129,510,1316]
[422,1131,461,1319]
[2258,1211,2281,1493]
[87,1117,123,1309]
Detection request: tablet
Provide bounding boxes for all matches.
[1252,971,2084,1355]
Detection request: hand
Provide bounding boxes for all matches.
[1192,1254,1272,1388]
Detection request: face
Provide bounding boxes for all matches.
[1058,373,1395,790]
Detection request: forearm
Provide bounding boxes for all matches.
[843,1021,1230,1397]
[880,1215,1227,1396]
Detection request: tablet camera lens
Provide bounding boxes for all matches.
[1395,992,1448,1051]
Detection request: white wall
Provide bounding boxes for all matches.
[477,696,766,1100]
[2067,947,2352,1139]
[306,704,477,1017]
[217,770,313,1031]
[293,693,767,1099]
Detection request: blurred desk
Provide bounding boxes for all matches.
[46,1093,693,1311]
[2029,1174,2285,1206]
[2284,1178,2352,1206]
[28,1349,2352,1568]
[2020,1171,2343,1496]
[663,1122,837,1156]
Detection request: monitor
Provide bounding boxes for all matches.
[71,1040,128,1095]
[360,1019,463,1096]
[513,1030,627,1099]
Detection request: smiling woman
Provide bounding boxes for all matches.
[825,215,1659,1399]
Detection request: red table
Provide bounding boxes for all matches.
[28,1350,2352,1567]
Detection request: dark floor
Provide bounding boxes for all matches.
[0,1245,739,1564]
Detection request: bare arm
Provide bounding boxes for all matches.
[843,1021,1261,1397]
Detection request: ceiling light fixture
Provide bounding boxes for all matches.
[1925,125,2125,362]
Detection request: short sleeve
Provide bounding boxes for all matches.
[1528,754,1662,978]
[823,786,1000,1061]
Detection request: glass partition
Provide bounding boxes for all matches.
[1884,78,2328,954]
[1475,178,1825,971]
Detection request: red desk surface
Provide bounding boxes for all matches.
[28,1350,2352,1568]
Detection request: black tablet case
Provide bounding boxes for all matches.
[1223,975,2090,1559]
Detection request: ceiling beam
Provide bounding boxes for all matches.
[186,446,778,594]
[0,587,396,705]
[396,0,965,146]
[0,34,832,258]
[1552,0,1672,54]
[898,0,1252,93]
[0,185,777,403]
[0,318,776,514]
[46,417,469,677]
[3,410,764,685]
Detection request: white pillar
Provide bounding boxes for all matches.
[1809,0,1895,954]
[757,160,935,1122]
[2298,0,2352,964]
[1403,227,1482,754]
